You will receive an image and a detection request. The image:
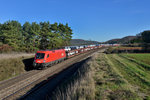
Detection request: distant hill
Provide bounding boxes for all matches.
[70,39,100,46]
[105,36,137,44]
[71,36,137,45]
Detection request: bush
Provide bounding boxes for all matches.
[0,44,13,53]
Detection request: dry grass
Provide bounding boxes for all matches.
[49,55,97,100]
[43,51,150,100]
[0,53,34,60]
[0,54,34,81]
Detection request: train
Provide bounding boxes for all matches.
[33,44,118,69]
[33,49,66,69]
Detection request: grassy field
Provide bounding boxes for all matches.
[0,53,34,81]
[121,53,150,65]
[48,52,150,100]
[2,51,150,99]
[104,53,150,100]
[49,57,95,100]
[2,51,149,99]
[94,53,138,100]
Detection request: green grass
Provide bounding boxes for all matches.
[122,53,150,65]
[106,54,150,99]
[42,53,150,100]
[94,53,139,100]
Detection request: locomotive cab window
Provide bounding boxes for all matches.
[36,53,45,59]
[47,54,49,58]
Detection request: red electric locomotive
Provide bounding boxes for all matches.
[33,49,66,69]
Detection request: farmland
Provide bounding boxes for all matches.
[47,52,150,100]
[94,53,150,99]
[0,49,150,99]
[105,46,150,54]
[0,49,150,100]
[121,53,150,65]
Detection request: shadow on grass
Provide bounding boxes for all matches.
[19,57,91,100]
[22,57,34,71]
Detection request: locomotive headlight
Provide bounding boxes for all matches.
[43,60,46,63]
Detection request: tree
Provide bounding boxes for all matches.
[0,23,3,45]
[51,22,58,33]
[0,20,73,52]
[141,30,150,43]
[39,21,52,49]
[30,22,40,50]
[130,34,143,44]
[22,22,41,51]
[22,22,31,51]
[57,23,73,46]
[0,20,23,50]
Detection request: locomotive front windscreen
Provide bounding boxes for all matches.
[36,53,45,59]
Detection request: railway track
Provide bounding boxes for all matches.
[0,48,105,100]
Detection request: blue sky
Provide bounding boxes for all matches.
[0,0,150,42]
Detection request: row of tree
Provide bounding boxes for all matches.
[0,20,73,52]
[131,30,150,44]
